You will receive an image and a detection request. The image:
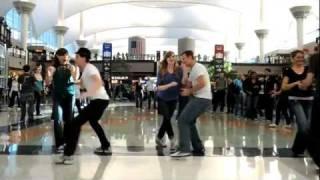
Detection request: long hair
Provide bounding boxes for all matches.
[159,51,178,76]
[53,55,61,68]
[54,48,69,68]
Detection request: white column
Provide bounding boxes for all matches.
[235,42,245,62]
[79,12,84,40]
[178,37,195,55]
[21,13,29,50]
[76,12,87,48]
[254,0,269,63]
[57,0,65,26]
[259,0,264,24]
[13,1,35,51]
[54,0,68,48]
[255,29,268,63]
[53,26,68,48]
[290,6,311,49]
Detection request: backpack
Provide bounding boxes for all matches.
[52,64,75,99]
[19,74,34,94]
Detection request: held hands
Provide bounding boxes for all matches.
[80,92,89,100]
[295,81,305,90]
[180,88,192,96]
[168,82,178,88]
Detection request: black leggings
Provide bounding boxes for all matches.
[157,99,177,139]
[34,91,42,115]
[213,90,225,112]
[75,98,81,113]
[135,92,143,108]
[9,91,20,107]
[64,99,110,156]
[275,96,291,125]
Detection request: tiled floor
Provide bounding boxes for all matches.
[0,102,318,180]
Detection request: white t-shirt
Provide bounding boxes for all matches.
[11,80,19,91]
[74,66,81,98]
[82,63,109,100]
[188,63,212,100]
[146,80,154,92]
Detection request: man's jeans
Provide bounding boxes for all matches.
[20,93,34,121]
[234,92,245,116]
[178,97,211,153]
[289,99,312,154]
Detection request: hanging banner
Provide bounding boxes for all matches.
[102,43,112,82]
[214,45,224,74]
[102,43,112,60]
[214,45,224,59]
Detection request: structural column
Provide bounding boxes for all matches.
[235,42,245,62]
[76,12,87,48]
[54,0,68,48]
[255,0,268,63]
[128,36,146,58]
[53,26,68,48]
[255,29,268,63]
[13,1,35,51]
[290,6,311,49]
[178,37,195,55]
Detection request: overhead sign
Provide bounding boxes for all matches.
[214,45,224,74]
[214,45,224,59]
[102,43,112,82]
[102,43,112,60]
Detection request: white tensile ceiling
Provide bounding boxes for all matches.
[0,0,319,61]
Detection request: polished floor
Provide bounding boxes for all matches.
[0,102,318,180]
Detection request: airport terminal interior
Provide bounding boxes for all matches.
[0,0,319,179]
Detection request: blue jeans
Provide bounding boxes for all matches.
[53,94,75,148]
[245,95,259,120]
[178,97,211,153]
[234,92,245,116]
[20,92,34,121]
[289,99,312,154]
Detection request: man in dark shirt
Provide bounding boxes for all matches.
[301,51,320,167]
[134,81,143,108]
[18,65,35,122]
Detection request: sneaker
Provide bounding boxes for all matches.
[269,123,277,128]
[94,147,112,156]
[170,151,191,158]
[56,145,65,154]
[56,155,73,165]
[156,138,166,147]
[192,149,205,156]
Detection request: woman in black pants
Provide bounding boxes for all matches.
[269,91,291,128]
[33,64,44,116]
[282,50,313,156]
[269,76,292,128]
[156,51,182,151]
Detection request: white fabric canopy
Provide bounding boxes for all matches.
[0,0,319,61]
